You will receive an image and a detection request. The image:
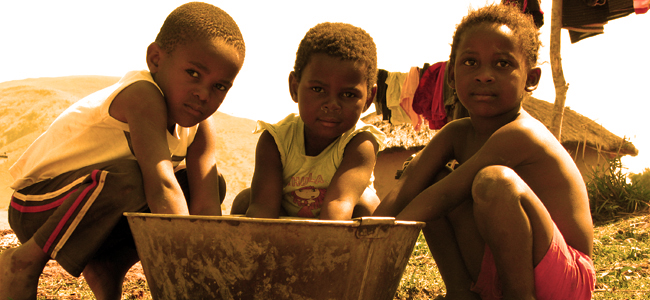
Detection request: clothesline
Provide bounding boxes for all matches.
[373,62,467,132]
[374,0,647,132]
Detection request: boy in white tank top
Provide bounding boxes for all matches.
[1,3,245,299]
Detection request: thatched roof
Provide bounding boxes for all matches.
[363,96,638,157]
[523,97,637,157]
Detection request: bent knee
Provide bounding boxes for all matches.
[471,165,524,205]
[230,188,251,215]
[354,189,380,217]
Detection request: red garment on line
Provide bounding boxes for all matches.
[412,62,447,130]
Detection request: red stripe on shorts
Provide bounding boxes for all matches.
[10,190,78,213]
[43,170,100,254]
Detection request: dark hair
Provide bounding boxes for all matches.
[449,4,540,68]
[293,22,377,92]
[155,2,245,58]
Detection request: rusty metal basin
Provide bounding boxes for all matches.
[124,213,425,300]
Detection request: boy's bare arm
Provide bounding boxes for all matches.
[374,122,458,217]
[246,131,284,218]
[319,132,378,220]
[110,81,189,215]
[396,121,538,222]
[185,116,222,216]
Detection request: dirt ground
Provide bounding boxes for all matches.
[1,229,151,299]
[0,210,7,231]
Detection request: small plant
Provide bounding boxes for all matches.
[586,156,650,222]
[629,168,650,191]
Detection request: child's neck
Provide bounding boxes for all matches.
[470,106,522,138]
[303,133,338,157]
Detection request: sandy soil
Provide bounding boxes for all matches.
[0,229,151,299]
[0,210,7,231]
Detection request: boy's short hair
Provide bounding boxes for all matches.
[293,22,377,92]
[449,4,540,69]
[155,2,245,58]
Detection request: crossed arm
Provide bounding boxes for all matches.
[374,120,532,221]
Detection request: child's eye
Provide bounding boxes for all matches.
[186,70,200,78]
[496,61,511,68]
[342,92,357,98]
[463,59,476,66]
[311,87,324,93]
[214,84,226,91]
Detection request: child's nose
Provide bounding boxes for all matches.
[322,97,342,112]
[475,67,495,83]
[194,86,210,101]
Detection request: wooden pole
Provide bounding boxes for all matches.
[550,0,568,140]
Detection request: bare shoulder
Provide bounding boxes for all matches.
[487,111,583,192]
[489,112,563,160]
[497,112,555,143]
[345,131,380,155]
[256,130,279,153]
[109,80,166,123]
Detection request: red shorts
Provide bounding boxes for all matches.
[470,224,595,300]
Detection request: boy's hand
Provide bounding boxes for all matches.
[186,116,223,216]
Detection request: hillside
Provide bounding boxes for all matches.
[0,76,259,213]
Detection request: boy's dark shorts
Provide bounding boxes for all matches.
[8,159,190,277]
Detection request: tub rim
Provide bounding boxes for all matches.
[124,212,426,228]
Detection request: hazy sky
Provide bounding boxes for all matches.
[1,0,647,173]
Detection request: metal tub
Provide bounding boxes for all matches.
[125,213,425,300]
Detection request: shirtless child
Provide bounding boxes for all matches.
[374,4,595,300]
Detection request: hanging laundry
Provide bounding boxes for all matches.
[374,69,391,121]
[400,67,425,131]
[503,0,544,28]
[563,0,636,43]
[386,71,411,125]
[420,63,430,79]
[413,62,447,130]
[635,0,649,14]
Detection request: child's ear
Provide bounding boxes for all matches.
[146,42,163,74]
[525,67,542,92]
[363,84,377,113]
[288,71,299,103]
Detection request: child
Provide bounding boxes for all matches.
[0,2,244,299]
[374,4,595,300]
[230,22,385,220]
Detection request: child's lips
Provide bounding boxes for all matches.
[318,117,341,127]
[471,91,497,101]
[185,104,203,117]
